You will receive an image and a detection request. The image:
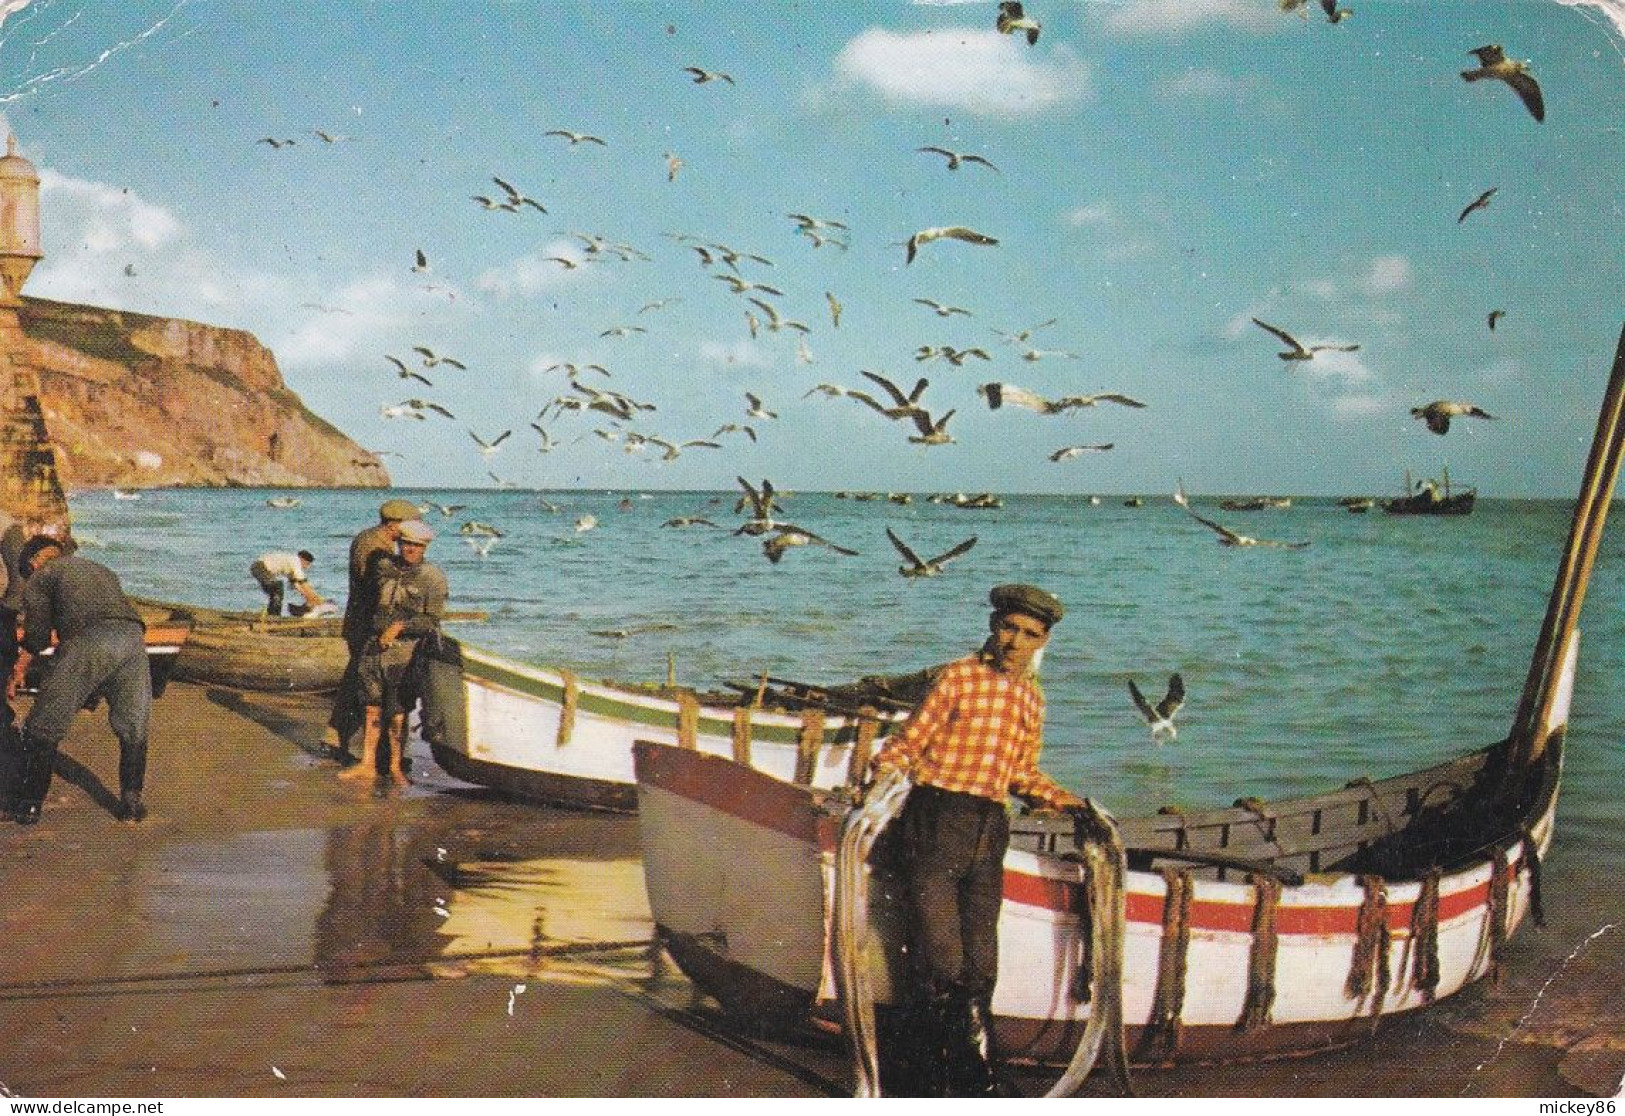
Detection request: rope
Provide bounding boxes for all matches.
[1345,874,1391,1014]
[795,709,825,786]
[1136,867,1192,1062]
[1408,868,1442,1002]
[730,706,753,765]
[1236,875,1282,1032]
[1476,844,1512,987]
[832,768,912,1098]
[1046,800,1134,1098]
[845,714,881,792]
[1520,823,1547,928]
[676,690,699,750]
[556,669,577,746]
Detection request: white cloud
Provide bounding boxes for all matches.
[1359,255,1413,296]
[1100,0,1278,36]
[698,338,770,369]
[834,28,1092,116]
[1156,68,1243,100]
[1065,202,1116,227]
[476,240,582,300]
[274,274,462,369]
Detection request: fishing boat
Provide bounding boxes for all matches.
[1383,467,1476,516]
[1339,497,1375,514]
[419,639,924,812]
[1218,497,1292,511]
[632,327,1624,1086]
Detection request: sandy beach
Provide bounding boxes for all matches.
[0,680,1618,1099]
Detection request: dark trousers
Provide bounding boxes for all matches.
[898,783,1010,998]
[326,632,369,747]
[17,621,151,809]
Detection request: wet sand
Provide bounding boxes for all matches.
[0,681,1618,1099]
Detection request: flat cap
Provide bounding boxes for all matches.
[989,583,1064,627]
[379,498,420,521]
[398,519,435,544]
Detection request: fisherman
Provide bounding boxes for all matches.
[868,583,1085,1097]
[340,518,446,787]
[248,548,324,617]
[6,535,151,825]
[325,498,419,766]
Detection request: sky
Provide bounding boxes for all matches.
[0,0,1621,497]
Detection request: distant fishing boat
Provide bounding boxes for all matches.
[1219,497,1292,511]
[632,326,1625,1089]
[111,488,141,501]
[1339,496,1375,514]
[1383,467,1475,516]
[266,495,302,509]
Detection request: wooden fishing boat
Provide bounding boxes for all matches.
[1219,497,1291,511]
[134,597,488,694]
[419,638,923,812]
[1383,467,1476,516]
[132,598,351,693]
[632,326,1625,1083]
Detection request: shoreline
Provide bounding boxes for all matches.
[0,681,1617,1098]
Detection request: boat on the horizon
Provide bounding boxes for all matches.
[1219,496,1291,511]
[630,328,1625,1090]
[1383,467,1476,516]
[1339,496,1375,513]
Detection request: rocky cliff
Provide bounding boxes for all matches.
[13,296,387,489]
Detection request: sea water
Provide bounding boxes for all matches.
[68,486,1622,828]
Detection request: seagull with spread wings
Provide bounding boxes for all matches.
[469,429,511,458]
[413,346,466,370]
[385,355,432,386]
[1461,45,1545,123]
[914,298,973,318]
[1048,443,1115,461]
[917,146,999,173]
[734,476,782,536]
[1250,318,1360,361]
[1411,400,1497,435]
[761,524,859,564]
[1173,481,1310,549]
[1129,674,1186,740]
[916,345,992,366]
[683,66,736,85]
[906,225,998,265]
[1458,186,1499,224]
[886,527,976,578]
[545,129,607,146]
[995,1,1041,44]
[977,382,1146,414]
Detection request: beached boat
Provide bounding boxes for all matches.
[1383,467,1476,516]
[632,327,1625,1085]
[419,640,925,812]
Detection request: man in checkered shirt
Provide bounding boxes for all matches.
[870,583,1084,1097]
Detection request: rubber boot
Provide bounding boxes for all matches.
[338,707,382,782]
[385,713,410,786]
[946,990,1003,1098]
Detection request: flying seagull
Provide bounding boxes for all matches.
[853,370,931,422]
[734,476,781,535]
[256,137,296,149]
[916,345,992,366]
[917,146,999,173]
[411,249,429,273]
[906,225,998,265]
[995,1,1041,44]
[991,318,1058,346]
[886,527,976,578]
[760,524,858,564]
[545,129,607,146]
[914,298,972,318]
[384,355,432,386]
[412,346,466,369]
[1458,186,1499,224]
[977,382,1146,414]
[1128,674,1186,739]
[1318,0,1352,22]
[1461,45,1545,123]
[1488,309,1506,331]
[491,176,546,212]
[744,392,778,421]
[683,66,735,85]
[1174,482,1310,549]
[1411,399,1496,435]
[1048,444,1115,461]
[1250,318,1360,361]
[469,429,511,457]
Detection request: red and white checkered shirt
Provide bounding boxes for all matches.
[872,651,1081,809]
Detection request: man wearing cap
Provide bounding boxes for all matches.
[869,583,1084,1097]
[325,499,419,765]
[6,535,150,825]
[340,518,446,786]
